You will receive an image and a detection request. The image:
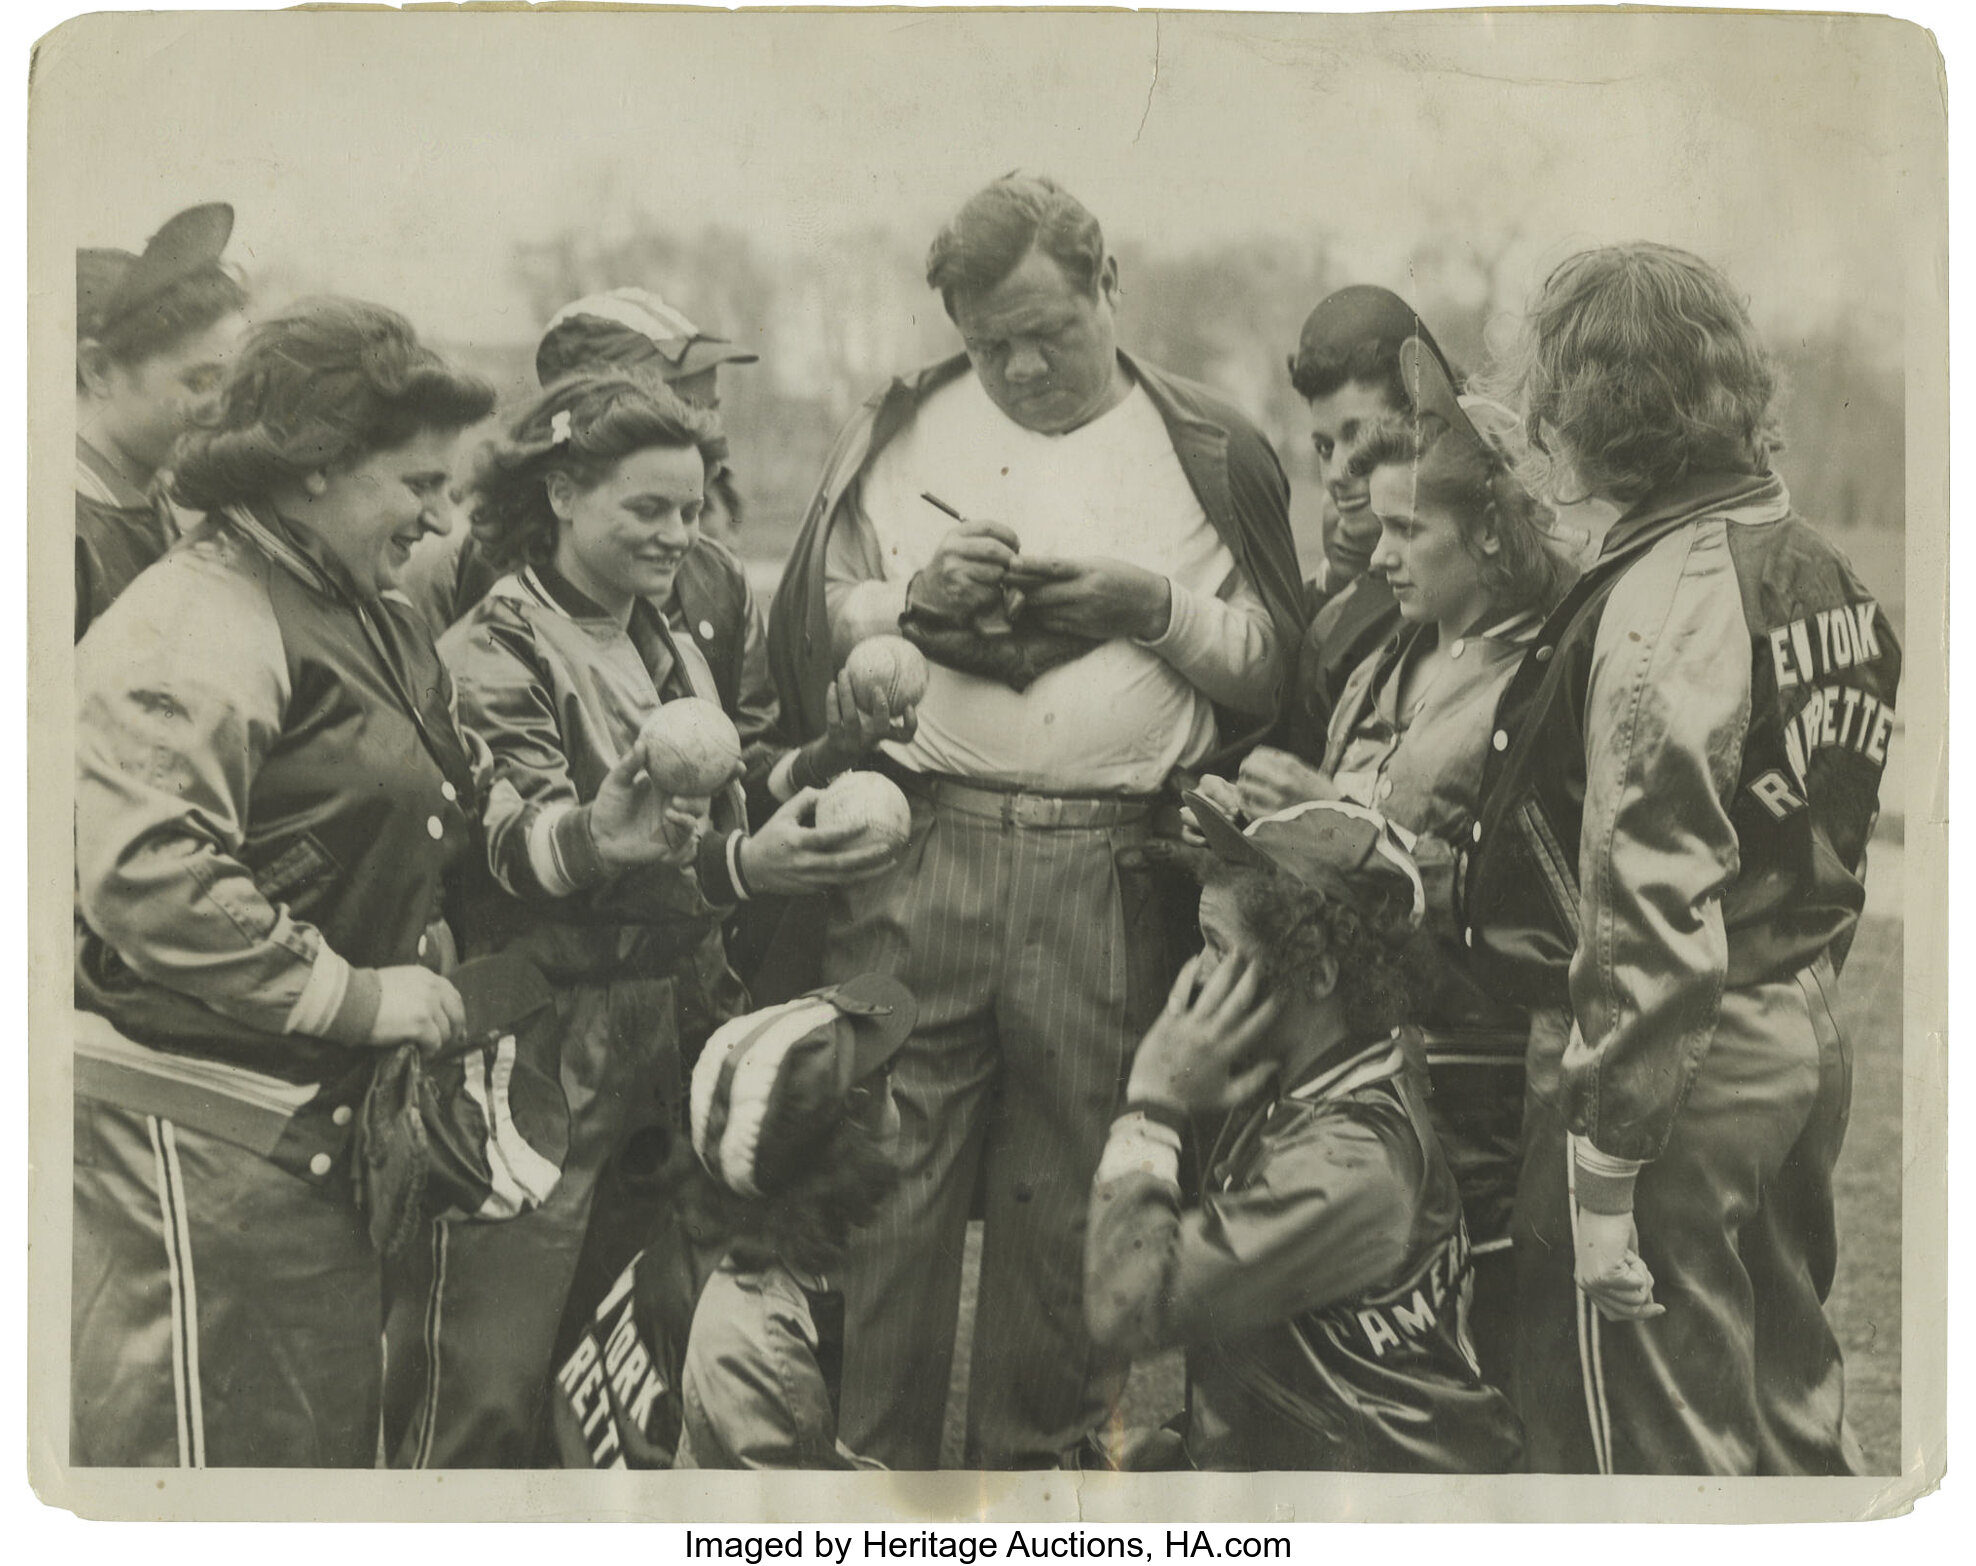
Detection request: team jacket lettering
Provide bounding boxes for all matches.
[1458,469,1900,1161]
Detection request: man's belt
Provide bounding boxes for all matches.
[867,752,1168,831]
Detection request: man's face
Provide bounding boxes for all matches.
[86,309,249,477]
[1196,881,1264,995]
[951,246,1119,435]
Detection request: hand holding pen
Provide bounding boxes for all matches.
[912,491,1025,631]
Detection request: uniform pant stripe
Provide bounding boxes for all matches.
[157,1120,206,1467]
[1565,1143,1614,1475]
[146,1115,194,1469]
[415,1221,450,1469]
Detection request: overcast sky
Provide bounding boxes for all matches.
[32,9,1936,352]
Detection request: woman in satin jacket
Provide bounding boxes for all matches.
[1199,333,1577,1397]
[389,372,901,1467]
[72,298,497,1466]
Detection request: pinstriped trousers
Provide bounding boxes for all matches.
[71,1098,382,1467]
[823,778,1176,1469]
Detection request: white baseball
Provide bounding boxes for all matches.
[638,698,742,796]
[844,635,930,713]
[814,770,913,854]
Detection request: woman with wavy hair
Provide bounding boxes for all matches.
[388,371,902,1467]
[1462,244,1898,1475]
[1197,336,1578,1400]
[72,297,497,1466]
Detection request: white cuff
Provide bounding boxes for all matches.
[726,829,753,902]
[768,749,801,802]
[1095,1111,1183,1187]
[283,942,351,1038]
[526,801,582,896]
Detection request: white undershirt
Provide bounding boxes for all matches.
[854,375,1251,792]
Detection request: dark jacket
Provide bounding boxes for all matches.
[74,506,481,1179]
[74,437,175,642]
[1458,471,1900,1166]
[1086,1035,1522,1472]
[766,351,1304,769]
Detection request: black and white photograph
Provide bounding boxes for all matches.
[22,3,1949,1525]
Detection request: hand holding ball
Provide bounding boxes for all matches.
[844,635,929,715]
[814,771,913,856]
[638,698,742,797]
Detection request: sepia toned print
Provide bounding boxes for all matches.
[26,6,1945,1522]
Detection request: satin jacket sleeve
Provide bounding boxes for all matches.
[1563,523,1751,1209]
[75,548,382,1044]
[1084,1108,1415,1357]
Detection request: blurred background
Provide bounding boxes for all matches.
[39,6,1921,1470]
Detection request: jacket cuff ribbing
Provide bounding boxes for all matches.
[1571,1133,1645,1215]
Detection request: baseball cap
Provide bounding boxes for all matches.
[536,286,759,388]
[1182,792,1426,931]
[690,974,917,1200]
[1288,283,1460,395]
[78,202,235,341]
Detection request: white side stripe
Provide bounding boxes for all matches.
[467,1036,563,1219]
[415,1222,449,1470]
[147,1117,192,1469]
[1565,1142,1613,1475]
[158,1120,206,1467]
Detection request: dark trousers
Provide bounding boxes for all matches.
[72,1098,382,1467]
[384,976,682,1467]
[1512,964,1864,1474]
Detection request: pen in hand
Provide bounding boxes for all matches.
[919,492,1022,632]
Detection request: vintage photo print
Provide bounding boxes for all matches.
[24,4,1948,1524]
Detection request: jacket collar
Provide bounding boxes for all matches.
[1283,1031,1409,1106]
[858,347,1239,528]
[505,562,682,691]
[1603,468,1790,560]
[76,435,153,510]
[221,503,373,604]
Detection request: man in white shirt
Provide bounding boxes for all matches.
[767,174,1302,1467]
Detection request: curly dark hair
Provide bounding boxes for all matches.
[1206,862,1430,1041]
[1486,242,1782,505]
[467,371,723,572]
[170,296,494,512]
[925,172,1108,319]
[1349,413,1578,618]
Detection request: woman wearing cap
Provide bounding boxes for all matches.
[1085,797,1522,1471]
[1463,246,1898,1474]
[387,370,905,1467]
[1197,340,1576,1397]
[71,298,497,1466]
[74,202,250,640]
[671,976,916,1469]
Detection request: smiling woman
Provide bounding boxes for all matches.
[71,297,498,1466]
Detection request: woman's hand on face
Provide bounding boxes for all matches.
[590,746,708,870]
[369,966,466,1057]
[1126,953,1282,1118]
[736,788,904,896]
[823,667,916,765]
[1237,747,1337,820]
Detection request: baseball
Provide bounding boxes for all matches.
[814,770,913,854]
[844,635,930,713]
[637,698,742,797]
